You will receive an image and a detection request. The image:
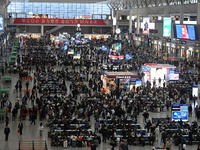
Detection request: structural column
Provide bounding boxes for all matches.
[179,5,184,24]
[197,1,200,25]
[129,9,133,33]
[163,6,170,17]
[41,25,44,36]
[116,9,119,29]
[136,9,140,35]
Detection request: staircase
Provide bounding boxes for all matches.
[45,26,63,35]
[19,140,48,150]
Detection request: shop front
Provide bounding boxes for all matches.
[194,44,200,60]
[186,46,194,60]
[180,45,186,59]
[141,35,149,48]
[135,37,142,47]
[84,34,111,40]
[153,40,158,52]
[165,42,171,57]
[157,40,162,56]
[15,33,41,39]
[101,71,140,94]
[167,43,176,59]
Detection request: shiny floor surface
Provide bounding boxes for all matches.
[0,53,200,150]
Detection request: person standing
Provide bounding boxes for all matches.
[18,122,23,135]
[155,126,160,142]
[25,81,29,90]
[39,122,44,137]
[4,125,10,141]
[165,138,171,150]
[102,127,107,143]
[161,130,167,146]
[94,121,99,133]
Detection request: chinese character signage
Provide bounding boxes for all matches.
[142,17,150,34]
[14,18,107,25]
[163,17,172,37]
[0,15,3,31]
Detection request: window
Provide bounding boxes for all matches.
[7,1,110,19]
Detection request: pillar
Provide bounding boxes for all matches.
[163,6,170,17]
[136,9,140,35]
[197,2,200,25]
[115,9,119,30]
[129,9,133,33]
[41,25,44,36]
[112,9,116,35]
[180,5,184,24]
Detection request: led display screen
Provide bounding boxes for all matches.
[167,74,179,80]
[112,43,122,52]
[125,54,133,60]
[163,17,172,37]
[0,15,3,31]
[73,53,81,59]
[175,25,197,40]
[192,85,198,97]
[68,49,74,54]
[142,17,150,34]
[172,104,188,121]
[75,40,82,44]
[101,45,108,51]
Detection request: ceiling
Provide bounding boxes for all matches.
[29,0,108,3]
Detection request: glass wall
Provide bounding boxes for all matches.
[7,0,110,19]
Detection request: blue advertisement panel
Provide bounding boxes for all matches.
[172,104,188,121]
[163,17,171,37]
[187,25,196,40]
[0,15,3,31]
[175,25,197,40]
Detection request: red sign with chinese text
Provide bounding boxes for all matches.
[14,18,107,25]
[108,55,124,59]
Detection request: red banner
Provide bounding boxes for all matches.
[108,55,124,59]
[14,18,107,25]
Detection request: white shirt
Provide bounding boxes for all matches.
[39,125,44,131]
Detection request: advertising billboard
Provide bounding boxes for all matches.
[172,104,188,121]
[0,15,3,32]
[68,49,74,54]
[192,85,198,97]
[163,17,172,37]
[142,17,150,34]
[175,25,197,40]
[73,53,81,59]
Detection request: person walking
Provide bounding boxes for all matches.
[30,113,36,125]
[4,125,10,141]
[39,122,44,137]
[18,122,23,135]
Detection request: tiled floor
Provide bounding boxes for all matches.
[0,48,199,150]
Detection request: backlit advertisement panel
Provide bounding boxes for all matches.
[175,25,197,40]
[142,17,150,34]
[0,15,3,31]
[163,17,171,37]
[172,104,188,121]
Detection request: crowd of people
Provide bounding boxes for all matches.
[1,35,200,150]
